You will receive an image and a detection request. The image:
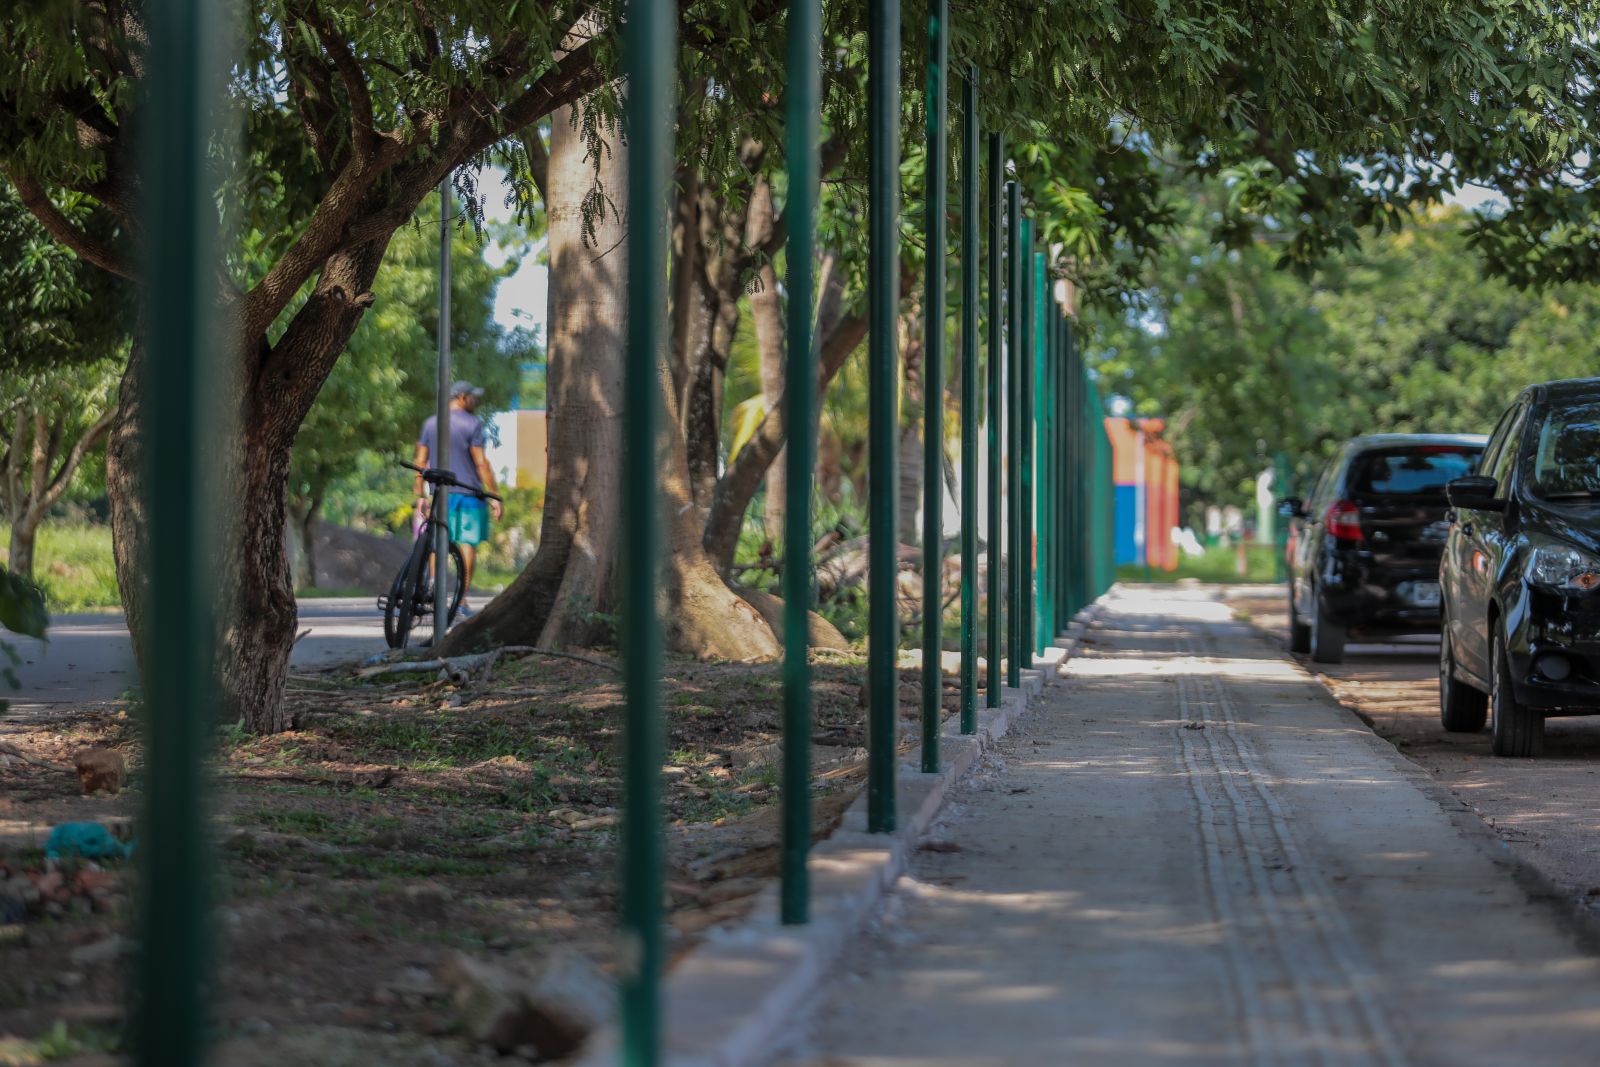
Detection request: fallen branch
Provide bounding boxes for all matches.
[0,741,68,771]
[354,644,621,685]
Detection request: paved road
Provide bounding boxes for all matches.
[780,587,1600,1066]
[6,597,391,709]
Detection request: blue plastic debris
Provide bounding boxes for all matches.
[44,822,134,860]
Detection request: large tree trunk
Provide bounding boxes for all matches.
[8,519,37,579]
[748,180,786,544]
[107,240,390,734]
[439,100,628,654]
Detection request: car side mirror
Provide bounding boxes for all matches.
[1278,497,1307,519]
[1446,475,1505,513]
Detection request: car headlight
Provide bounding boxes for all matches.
[1527,541,1600,592]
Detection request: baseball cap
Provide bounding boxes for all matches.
[450,379,485,399]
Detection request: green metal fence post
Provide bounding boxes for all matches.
[867,0,901,834]
[621,0,674,1058]
[137,3,227,1063]
[1039,292,1055,648]
[920,0,948,774]
[1030,246,1043,659]
[984,134,1003,709]
[1004,180,1021,691]
[1017,221,1034,670]
[958,71,979,735]
[780,0,821,928]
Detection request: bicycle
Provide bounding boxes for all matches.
[378,460,502,649]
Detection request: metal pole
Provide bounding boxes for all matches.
[1005,181,1021,691]
[1019,229,1036,669]
[433,180,453,647]
[984,134,1003,708]
[621,0,674,1058]
[136,1,226,1063]
[780,0,821,927]
[958,71,979,735]
[1036,292,1049,643]
[867,0,901,834]
[920,0,948,774]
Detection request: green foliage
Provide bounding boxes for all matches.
[0,523,119,612]
[0,561,47,703]
[1086,196,1599,509]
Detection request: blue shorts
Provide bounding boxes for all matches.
[447,495,489,547]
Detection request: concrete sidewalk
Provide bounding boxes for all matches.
[777,587,1600,1066]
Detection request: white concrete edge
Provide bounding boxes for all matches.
[573,603,1103,1067]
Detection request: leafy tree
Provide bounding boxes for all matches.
[1084,201,1600,512]
[0,184,127,579]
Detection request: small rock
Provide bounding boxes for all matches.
[441,949,609,1058]
[71,933,131,966]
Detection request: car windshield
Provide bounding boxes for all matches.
[1348,446,1482,499]
[1531,400,1600,498]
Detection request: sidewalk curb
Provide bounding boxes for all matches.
[575,603,1103,1067]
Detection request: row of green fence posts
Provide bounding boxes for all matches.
[131,0,1124,1060]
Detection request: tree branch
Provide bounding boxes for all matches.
[3,167,134,279]
[40,406,115,512]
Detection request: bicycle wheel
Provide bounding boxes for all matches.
[445,542,467,623]
[384,533,431,649]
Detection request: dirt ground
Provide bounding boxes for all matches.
[0,646,944,1063]
[1223,583,1600,915]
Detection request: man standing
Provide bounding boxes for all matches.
[414,379,503,614]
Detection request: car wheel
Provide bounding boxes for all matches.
[1310,585,1346,664]
[1438,626,1487,732]
[1288,584,1311,654]
[1490,630,1543,758]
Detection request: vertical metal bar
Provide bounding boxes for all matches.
[433,180,453,647]
[958,71,979,735]
[1036,249,1049,652]
[867,0,901,834]
[1004,181,1021,691]
[621,0,674,1059]
[136,1,226,1063]
[984,134,1003,708]
[1039,296,1055,646]
[920,0,948,774]
[780,0,821,927]
[1018,225,1035,669]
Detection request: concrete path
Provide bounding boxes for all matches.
[779,587,1600,1066]
[7,597,392,710]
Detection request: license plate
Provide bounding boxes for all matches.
[1403,581,1440,607]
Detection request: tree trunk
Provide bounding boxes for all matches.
[293,488,323,590]
[755,182,793,547]
[107,239,391,734]
[439,99,628,654]
[8,516,37,578]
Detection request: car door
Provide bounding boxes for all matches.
[1454,402,1527,680]
[1293,454,1340,613]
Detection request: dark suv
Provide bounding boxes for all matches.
[1440,378,1600,757]
[1284,434,1487,663]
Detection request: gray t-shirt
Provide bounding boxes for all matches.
[418,408,488,491]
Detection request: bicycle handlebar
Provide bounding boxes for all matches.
[401,460,502,503]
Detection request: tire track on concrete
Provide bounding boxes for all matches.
[1173,625,1410,1067]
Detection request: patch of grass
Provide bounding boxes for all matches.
[1,522,121,612]
[1118,543,1280,585]
[0,1019,124,1062]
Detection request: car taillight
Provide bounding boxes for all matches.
[1327,500,1364,542]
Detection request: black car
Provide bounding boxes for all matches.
[1440,378,1600,757]
[1284,434,1487,664]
